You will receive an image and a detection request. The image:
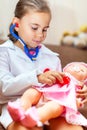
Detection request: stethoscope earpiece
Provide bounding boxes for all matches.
[10,24,40,61]
[15,23,19,27]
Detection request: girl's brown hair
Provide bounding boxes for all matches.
[8,0,51,43]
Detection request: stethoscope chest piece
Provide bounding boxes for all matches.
[24,45,40,61]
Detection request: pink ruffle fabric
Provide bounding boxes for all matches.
[35,73,87,127]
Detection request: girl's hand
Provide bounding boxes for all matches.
[37,71,65,86]
[76,84,87,104]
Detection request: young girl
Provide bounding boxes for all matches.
[0,0,84,130]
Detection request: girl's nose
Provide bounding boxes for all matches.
[37,30,44,38]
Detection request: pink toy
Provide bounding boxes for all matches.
[8,62,87,128]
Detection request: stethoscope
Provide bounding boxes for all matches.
[10,23,40,61]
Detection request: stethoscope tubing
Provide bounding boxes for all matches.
[10,23,26,46]
[10,23,40,61]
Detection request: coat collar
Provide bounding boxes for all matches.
[1,40,59,59]
[0,39,15,49]
[1,40,31,61]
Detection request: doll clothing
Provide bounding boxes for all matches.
[35,73,87,127]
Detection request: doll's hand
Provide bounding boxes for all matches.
[76,84,87,104]
[37,70,64,86]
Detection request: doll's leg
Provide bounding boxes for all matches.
[20,100,64,128]
[7,88,42,121]
[20,88,42,110]
[36,100,65,123]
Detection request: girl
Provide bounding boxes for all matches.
[0,0,83,130]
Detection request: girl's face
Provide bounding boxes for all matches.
[14,11,51,48]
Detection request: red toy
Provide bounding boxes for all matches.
[44,68,70,86]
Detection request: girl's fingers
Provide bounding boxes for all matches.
[77,84,87,92]
[38,71,65,85]
[44,78,55,86]
[51,72,65,83]
[47,75,56,84]
[81,98,87,104]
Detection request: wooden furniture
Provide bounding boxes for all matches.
[46,44,87,68]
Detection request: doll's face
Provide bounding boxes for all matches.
[64,63,87,81]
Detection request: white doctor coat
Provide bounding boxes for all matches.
[0,40,62,128]
[0,40,62,104]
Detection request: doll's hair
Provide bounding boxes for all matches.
[63,62,87,72]
[8,0,51,43]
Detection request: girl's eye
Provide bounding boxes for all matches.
[31,26,38,30]
[43,29,48,32]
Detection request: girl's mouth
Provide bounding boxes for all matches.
[33,40,41,44]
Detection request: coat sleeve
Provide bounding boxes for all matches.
[0,49,39,96]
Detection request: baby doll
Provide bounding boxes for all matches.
[62,62,87,125]
[8,62,87,128]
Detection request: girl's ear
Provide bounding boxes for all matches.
[12,17,20,31]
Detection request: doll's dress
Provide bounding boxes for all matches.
[35,73,87,127]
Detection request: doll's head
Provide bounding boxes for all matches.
[63,62,87,81]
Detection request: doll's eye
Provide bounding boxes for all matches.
[81,69,85,72]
